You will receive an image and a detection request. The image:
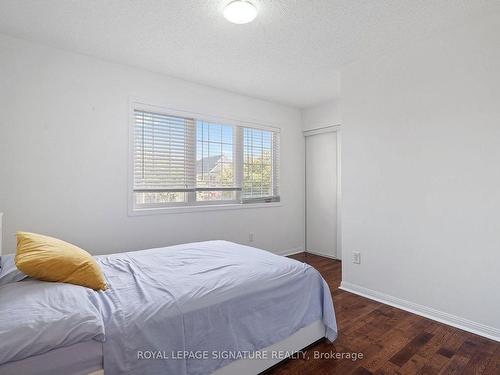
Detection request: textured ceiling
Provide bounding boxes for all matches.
[0,0,499,108]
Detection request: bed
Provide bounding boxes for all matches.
[0,240,337,375]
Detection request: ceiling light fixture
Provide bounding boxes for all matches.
[223,1,257,24]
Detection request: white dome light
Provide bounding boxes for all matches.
[223,1,257,24]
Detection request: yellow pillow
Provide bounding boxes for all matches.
[15,232,107,291]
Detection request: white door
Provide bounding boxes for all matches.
[306,131,338,258]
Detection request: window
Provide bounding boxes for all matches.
[132,108,280,210]
[243,127,280,203]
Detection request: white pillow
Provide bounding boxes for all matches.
[0,255,28,286]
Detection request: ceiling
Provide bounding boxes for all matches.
[0,0,499,108]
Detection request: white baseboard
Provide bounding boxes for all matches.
[305,249,341,260]
[274,247,304,257]
[340,281,500,343]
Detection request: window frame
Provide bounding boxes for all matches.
[128,101,282,216]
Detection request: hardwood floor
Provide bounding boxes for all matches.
[266,253,500,375]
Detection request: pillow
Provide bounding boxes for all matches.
[0,254,28,286]
[15,232,107,291]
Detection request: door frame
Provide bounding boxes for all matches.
[303,125,342,260]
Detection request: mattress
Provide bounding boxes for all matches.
[95,240,337,374]
[0,340,102,375]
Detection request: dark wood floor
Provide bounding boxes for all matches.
[267,253,500,375]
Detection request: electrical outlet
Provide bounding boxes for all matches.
[249,232,255,242]
[352,251,361,264]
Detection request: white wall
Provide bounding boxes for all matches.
[341,13,500,336]
[301,99,341,131]
[0,34,305,255]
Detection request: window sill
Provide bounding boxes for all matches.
[128,202,282,216]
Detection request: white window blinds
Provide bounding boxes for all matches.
[133,110,196,192]
[132,108,280,209]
